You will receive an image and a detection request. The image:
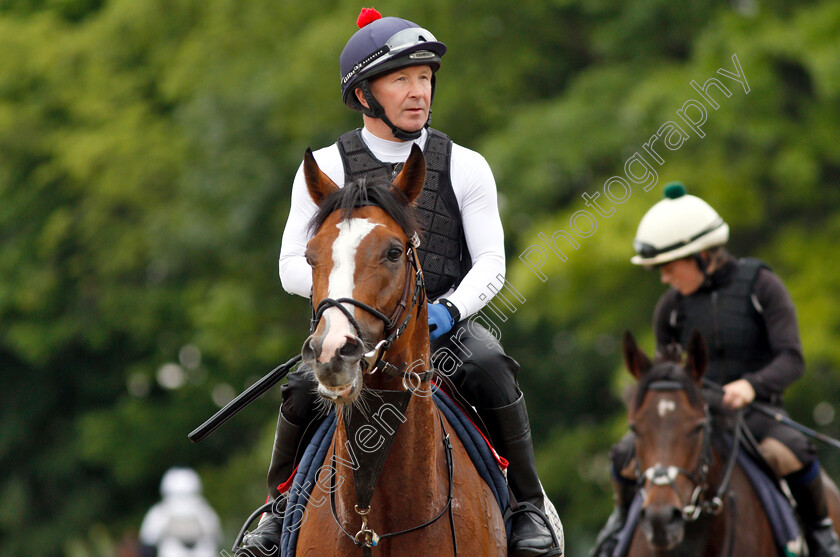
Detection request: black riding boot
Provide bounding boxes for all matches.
[480,394,558,557]
[237,411,304,557]
[590,475,637,557]
[788,467,840,557]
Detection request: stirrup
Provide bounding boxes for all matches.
[505,501,564,557]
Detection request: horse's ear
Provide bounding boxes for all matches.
[685,330,708,383]
[623,331,652,380]
[303,148,339,206]
[391,144,426,204]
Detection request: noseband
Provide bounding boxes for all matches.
[310,231,427,381]
[634,379,743,522]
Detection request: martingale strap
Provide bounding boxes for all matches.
[345,389,414,511]
[329,403,457,555]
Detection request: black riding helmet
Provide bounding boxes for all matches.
[340,8,447,141]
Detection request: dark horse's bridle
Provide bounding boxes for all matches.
[309,228,459,555]
[634,380,744,523]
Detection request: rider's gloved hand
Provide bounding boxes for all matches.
[428,299,459,341]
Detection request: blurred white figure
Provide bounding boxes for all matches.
[139,467,222,557]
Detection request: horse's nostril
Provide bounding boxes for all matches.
[339,335,365,359]
[642,504,683,528]
[670,506,683,524]
[302,336,318,362]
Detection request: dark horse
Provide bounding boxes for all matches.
[622,331,840,557]
[292,145,506,556]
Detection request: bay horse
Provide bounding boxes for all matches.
[292,144,506,556]
[622,331,840,557]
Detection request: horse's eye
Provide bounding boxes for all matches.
[387,247,403,262]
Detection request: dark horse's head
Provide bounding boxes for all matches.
[300,145,426,407]
[624,331,710,551]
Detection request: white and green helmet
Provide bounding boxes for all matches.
[631,183,729,266]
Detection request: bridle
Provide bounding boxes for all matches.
[634,379,743,522]
[309,230,429,384]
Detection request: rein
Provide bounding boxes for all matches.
[635,380,744,522]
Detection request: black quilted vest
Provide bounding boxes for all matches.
[337,128,471,300]
[675,258,773,389]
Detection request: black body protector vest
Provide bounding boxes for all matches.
[337,128,472,300]
[673,258,774,391]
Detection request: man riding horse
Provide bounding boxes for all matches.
[592,183,840,557]
[238,8,555,557]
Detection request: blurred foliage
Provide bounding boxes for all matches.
[1,0,839,555]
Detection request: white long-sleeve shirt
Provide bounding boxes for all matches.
[278,127,506,319]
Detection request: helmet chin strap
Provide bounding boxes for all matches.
[359,81,429,141]
[692,251,713,286]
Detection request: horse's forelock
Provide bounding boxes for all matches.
[633,362,703,411]
[658,343,683,364]
[308,178,420,240]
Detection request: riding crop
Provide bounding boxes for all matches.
[188,354,302,444]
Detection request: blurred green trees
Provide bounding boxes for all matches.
[1,1,839,555]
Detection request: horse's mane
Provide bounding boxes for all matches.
[308,178,421,239]
[633,346,704,411]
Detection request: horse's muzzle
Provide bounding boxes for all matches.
[302,333,366,403]
[640,504,685,550]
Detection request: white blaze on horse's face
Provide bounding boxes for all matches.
[657,398,676,418]
[317,218,382,364]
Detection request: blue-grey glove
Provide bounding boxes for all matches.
[428,300,458,340]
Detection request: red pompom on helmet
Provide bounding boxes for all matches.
[357,7,382,28]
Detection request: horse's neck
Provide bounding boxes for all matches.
[333,383,443,523]
[332,315,443,516]
[334,387,439,477]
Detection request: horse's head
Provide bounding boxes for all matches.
[624,331,710,551]
[300,145,427,407]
